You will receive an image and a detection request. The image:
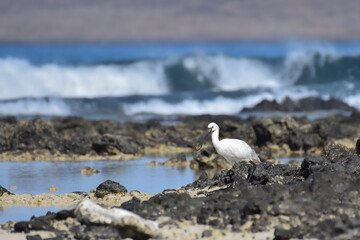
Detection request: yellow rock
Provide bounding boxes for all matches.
[49,186,58,193]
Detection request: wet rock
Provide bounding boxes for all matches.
[95,180,128,198]
[10,119,60,153]
[242,96,357,112]
[81,166,100,175]
[0,114,359,161]
[323,143,355,163]
[92,133,142,155]
[253,146,272,162]
[189,171,209,189]
[222,120,257,145]
[5,137,360,239]
[121,192,203,221]
[60,139,91,155]
[0,116,16,124]
[0,185,13,196]
[14,212,55,233]
[55,209,75,220]
[202,229,212,237]
[26,235,42,240]
[80,225,121,239]
[75,199,159,240]
[300,155,327,179]
[251,116,339,153]
[274,227,303,240]
[191,146,231,170]
[252,117,300,147]
[14,221,30,233]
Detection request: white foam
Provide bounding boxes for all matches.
[0,98,71,116]
[344,94,360,110]
[0,58,168,100]
[123,87,319,116]
[180,55,282,90]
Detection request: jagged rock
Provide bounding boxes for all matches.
[10,119,60,152]
[191,146,231,170]
[92,133,142,155]
[95,180,128,198]
[55,209,75,220]
[323,143,355,163]
[75,199,159,240]
[242,96,357,112]
[5,138,360,240]
[0,185,13,196]
[14,212,56,233]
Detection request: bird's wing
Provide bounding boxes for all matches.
[219,139,253,160]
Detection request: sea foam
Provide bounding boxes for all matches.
[0,58,168,100]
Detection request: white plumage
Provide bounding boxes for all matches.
[196,122,260,182]
[208,122,260,164]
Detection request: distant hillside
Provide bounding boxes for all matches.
[0,0,359,43]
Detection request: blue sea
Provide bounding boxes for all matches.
[0,42,359,121]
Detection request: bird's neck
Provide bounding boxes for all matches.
[211,130,220,148]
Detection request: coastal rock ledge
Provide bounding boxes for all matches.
[0,113,359,161]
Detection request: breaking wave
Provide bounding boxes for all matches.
[0,49,358,100]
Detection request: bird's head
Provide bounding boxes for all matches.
[207,122,219,133]
[195,122,219,151]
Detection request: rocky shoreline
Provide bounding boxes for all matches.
[0,109,359,163]
[1,142,360,239]
[1,111,360,239]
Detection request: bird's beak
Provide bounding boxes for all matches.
[195,129,212,151]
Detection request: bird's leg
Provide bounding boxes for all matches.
[231,161,241,188]
[247,161,257,182]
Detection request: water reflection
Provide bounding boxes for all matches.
[0,157,199,195]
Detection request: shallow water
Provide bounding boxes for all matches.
[0,157,199,222]
[0,157,304,223]
[0,157,198,195]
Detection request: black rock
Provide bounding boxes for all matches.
[356,138,360,155]
[26,235,42,240]
[202,229,213,237]
[0,185,13,196]
[55,209,75,220]
[242,96,357,112]
[60,139,91,155]
[92,134,142,155]
[14,221,30,233]
[95,180,128,198]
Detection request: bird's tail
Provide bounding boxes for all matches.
[251,149,260,163]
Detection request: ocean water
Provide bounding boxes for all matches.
[0,42,359,121]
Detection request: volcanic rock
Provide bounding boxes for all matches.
[242,96,357,112]
[0,185,13,196]
[92,133,142,155]
[95,180,128,198]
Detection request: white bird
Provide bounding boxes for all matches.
[196,122,260,182]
